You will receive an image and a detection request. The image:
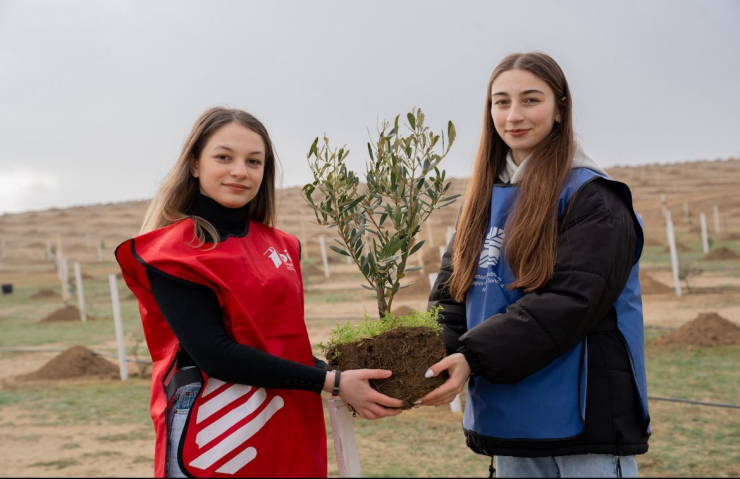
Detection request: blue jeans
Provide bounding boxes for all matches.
[496,454,638,478]
[166,382,200,478]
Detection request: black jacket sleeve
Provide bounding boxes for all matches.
[438,178,638,384]
[147,270,327,393]
[428,232,468,355]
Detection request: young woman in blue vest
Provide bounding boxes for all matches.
[419,52,650,477]
[116,107,403,478]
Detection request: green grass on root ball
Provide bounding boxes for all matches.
[319,306,443,352]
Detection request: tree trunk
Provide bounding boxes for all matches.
[375,283,388,318]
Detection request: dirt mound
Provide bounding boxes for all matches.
[422,247,443,265]
[31,289,60,300]
[663,242,692,253]
[19,346,119,381]
[39,305,82,322]
[700,247,740,261]
[643,237,663,247]
[640,273,673,295]
[655,312,740,347]
[395,277,431,298]
[393,306,415,316]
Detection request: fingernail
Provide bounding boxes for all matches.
[424,369,434,378]
[413,400,422,405]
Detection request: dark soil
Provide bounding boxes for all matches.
[643,237,663,247]
[700,247,740,261]
[395,277,431,298]
[31,289,60,300]
[422,247,442,269]
[655,312,740,347]
[663,242,691,253]
[19,345,119,381]
[328,326,449,409]
[722,232,740,241]
[39,305,83,323]
[640,273,673,295]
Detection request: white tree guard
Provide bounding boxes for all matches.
[73,262,87,323]
[665,213,682,297]
[326,398,361,478]
[108,274,128,381]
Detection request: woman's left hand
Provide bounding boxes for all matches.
[417,353,471,407]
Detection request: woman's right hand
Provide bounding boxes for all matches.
[324,369,404,419]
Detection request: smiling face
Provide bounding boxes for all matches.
[490,68,561,165]
[191,122,266,209]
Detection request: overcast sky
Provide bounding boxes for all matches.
[1,0,739,214]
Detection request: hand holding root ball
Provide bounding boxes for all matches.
[416,353,471,407]
[324,369,404,419]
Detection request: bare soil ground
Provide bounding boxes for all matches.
[1,158,739,476]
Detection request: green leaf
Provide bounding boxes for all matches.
[409,239,426,256]
[308,137,319,158]
[329,245,351,257]
[341,195,366,213]
[360,284,375,291]
[448,121,457,144]
[405,265,424,272]
[407,112,416,130]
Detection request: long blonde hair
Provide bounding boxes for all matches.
[140,107,278,245]
[449,52,574,301]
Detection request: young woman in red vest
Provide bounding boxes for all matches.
[116,107,403,478]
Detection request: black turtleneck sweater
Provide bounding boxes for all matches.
[146,193,327,393]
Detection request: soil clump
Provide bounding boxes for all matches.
[328,326,448,409]
[19,346,119,381]
[655,312,740,347]
[640,273,673,295]
[39,305,83,323]
[643,237,663,247]
[663,242,691,253]
[395,277,432,299]
[700,247,740,261]
[31,289,60,300]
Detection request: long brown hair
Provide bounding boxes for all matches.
[140,107,279,245]
[449,52,574,301]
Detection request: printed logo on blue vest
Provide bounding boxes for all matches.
[479,226,504,268]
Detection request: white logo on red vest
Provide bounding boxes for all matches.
[264,247,295,271]
[188,378,284,474]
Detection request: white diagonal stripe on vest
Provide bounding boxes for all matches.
[189,395,285,471]
[197,384,253,424]
[196,388,267,447]
[215,447,258,474]
[202,378,226,398]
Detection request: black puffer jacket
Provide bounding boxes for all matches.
[428,177,650,457]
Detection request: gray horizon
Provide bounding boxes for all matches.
[1,0,739,214]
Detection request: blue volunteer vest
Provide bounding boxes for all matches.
[463,168,650,440]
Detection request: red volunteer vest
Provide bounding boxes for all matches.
[115,219,327,478]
